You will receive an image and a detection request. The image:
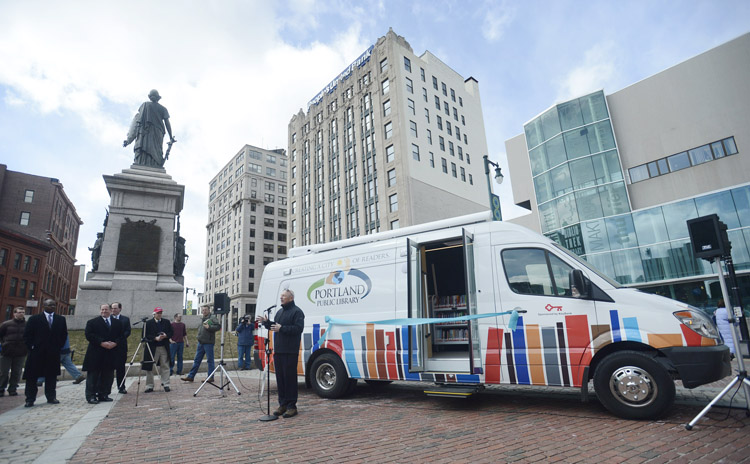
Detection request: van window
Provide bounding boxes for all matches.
[502,248,573,297]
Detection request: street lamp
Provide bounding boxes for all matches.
[184,287,196,315]
[483,155,504,221]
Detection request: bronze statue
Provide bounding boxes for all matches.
[174,236,187,276]
[89,232,103,271]
[123,89,175,168]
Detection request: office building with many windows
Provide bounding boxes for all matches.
[505,33,750,310]
[201,145,288,325]
[288,29,490,247]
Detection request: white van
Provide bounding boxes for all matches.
[256,211,730,419]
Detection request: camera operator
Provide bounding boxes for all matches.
[143,307,173,393]
[236,314,254,370]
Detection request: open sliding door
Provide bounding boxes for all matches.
[407,238,426,373]
[463,229,482,374]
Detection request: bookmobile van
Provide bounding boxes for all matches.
[256,211,731,419]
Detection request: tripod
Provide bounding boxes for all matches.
[119,318,172,409]
[686,256,750,429]
[193,313,241,397]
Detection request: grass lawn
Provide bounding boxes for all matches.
[67,328,243,364]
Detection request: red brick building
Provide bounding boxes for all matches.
[0,164,82,318]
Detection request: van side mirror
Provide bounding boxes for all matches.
[569,269,590,299]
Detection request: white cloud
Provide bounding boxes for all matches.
[555,41,618,101]
[481,0,516,42]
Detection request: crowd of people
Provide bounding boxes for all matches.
[0,299,292,410]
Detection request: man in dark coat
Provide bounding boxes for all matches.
[111,302,131,394]
[23,299,68,407]
[82,303,123,404]
[256,289,304,418]
[0,307,28,396]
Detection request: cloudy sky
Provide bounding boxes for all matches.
[1,0,748,306]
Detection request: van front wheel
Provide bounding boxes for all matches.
[593,351,675,420]
[311,353,350,398]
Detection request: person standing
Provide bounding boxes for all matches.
[182,305,219,382]
[23,299,68,407]
[82,304,123,404]
[144,307,173,392]
[256,289,304,418]
[236,315,254,370]
[0,307,27,397]
[715,299,737,358]
[169,313,188,376]
[110,302,131,393]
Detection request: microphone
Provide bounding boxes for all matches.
[264,305,275,313]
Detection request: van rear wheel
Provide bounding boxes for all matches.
[311,353,350,398]
[593,350,675,420]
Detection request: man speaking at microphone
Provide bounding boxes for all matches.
[256,289,304,418]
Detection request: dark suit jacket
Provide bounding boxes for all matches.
[23,311,68,379]
[113,314,131,362]
[82,316,124,371]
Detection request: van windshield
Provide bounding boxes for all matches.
[552,243,623,288]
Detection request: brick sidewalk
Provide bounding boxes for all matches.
[1,365,748,464]
[69,372,749,464]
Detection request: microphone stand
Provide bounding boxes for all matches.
[259,306,277,422]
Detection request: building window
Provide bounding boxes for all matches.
[460,167,466,182]
[407,98,415,115]
[404,56,411,72]
[382,79,390,95]
[420,68,425,81]
[441,82,447,96]
[439,136,445,151]
[444,101,450,116]
[384,122,393,139]
[13,253,21,269]
[447,122,452,135]
[405,77,413,94]
[432,76,438,90]
[380,58,388,73]
[449,142,454,156]
[391,219,399,230]
[9,277,17,297]
[451,163,457,178]
[383,99,391,117]
[386,145,395,163]
[20,212,30,226]
[412,144,420,161]
[469,174,473,185]
[434,96,440,110]
[430,152,435,168]
[427,129,432,145]
[410,121,417,137]
[422,87,427,102]
[24,190,34,203]
[264,244,274,253]
[441,158,448,173]
[450,89,456,102]
[629,136,739,183]
[0,248,7,266]
[437,115,443,130]
[389,194,398,212]
[388,169,396,187]
[459,96,463,107]
[424,108,430,123]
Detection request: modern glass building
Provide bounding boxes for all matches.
[505,33,750,312]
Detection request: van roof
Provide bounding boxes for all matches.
[288,211,502,258]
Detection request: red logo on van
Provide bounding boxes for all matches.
[545,304,563,312]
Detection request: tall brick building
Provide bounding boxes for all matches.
[0,164,82,318]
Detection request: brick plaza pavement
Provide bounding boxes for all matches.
[1,365,748,464]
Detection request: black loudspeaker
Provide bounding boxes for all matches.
[687,214,731,261]
[213,293,230,315]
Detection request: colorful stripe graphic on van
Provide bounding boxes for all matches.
[287,308,716,386]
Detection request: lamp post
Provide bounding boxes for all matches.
[184,287,196,315]
[483,155,504,221]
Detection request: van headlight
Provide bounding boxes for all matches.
[673,309,720,339]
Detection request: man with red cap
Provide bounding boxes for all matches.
[143,307,173,392]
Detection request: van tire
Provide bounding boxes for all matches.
[311,353,350,398]
[593,350,675,420]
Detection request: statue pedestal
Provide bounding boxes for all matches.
[72,165,185,328]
